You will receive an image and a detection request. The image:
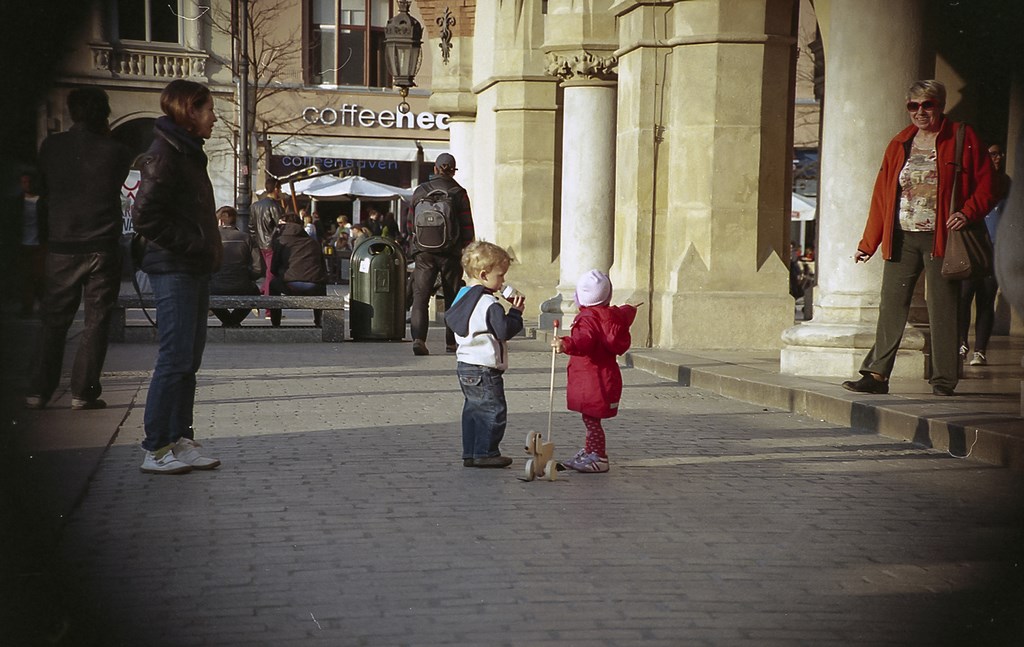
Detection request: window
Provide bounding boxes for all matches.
[117,0,181,43]
[309,0,390,87]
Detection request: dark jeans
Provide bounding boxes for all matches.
[142,273,209,452]
[958,275,998,352]
[860,230,960,389]
[29,250,120,402]
[269,277,326,326]
[410,251,462,346]
[456,362,507,459]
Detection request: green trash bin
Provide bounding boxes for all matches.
[349,236,407,340]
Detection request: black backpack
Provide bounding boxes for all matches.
[412,184,461,252]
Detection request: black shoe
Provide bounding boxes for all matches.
[413,340,429,356]
[472,456,513,468]
[841,374,889,395]
[463,458,474,467]
[932,385,955,396]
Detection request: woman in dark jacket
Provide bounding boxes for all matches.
[131,80,223,474]
[269,212,327,326]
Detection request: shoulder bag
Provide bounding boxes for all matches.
[941,122,994,280]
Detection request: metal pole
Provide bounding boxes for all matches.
[235,0,251,232]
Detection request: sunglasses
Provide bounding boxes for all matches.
[906,100,938,112]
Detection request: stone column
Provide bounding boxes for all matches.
[781,0,930,377]
[465,0,560,310]
[540,54,617,329]
[615,0,798,350]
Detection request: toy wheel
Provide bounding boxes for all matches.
[523,459,536,481]
[545,460,558,481]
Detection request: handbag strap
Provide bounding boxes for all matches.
[949,122,965,214]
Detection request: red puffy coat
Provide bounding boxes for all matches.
[560,304,638,419]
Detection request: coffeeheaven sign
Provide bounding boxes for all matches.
[302,104,450,131]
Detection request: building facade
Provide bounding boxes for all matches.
[38,0,450,228]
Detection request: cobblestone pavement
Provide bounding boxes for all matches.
[5,331,1024,646]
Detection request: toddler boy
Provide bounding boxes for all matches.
[444,241,525,468]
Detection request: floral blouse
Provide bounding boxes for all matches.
[897,141,939,231]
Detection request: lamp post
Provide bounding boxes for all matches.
[384,0,423,114]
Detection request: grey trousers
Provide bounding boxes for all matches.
[860,230,960,389]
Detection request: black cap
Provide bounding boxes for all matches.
[435,153,457,170]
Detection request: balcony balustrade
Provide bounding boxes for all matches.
[92,44,207,80]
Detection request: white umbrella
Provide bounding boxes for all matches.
[287,174,343,195]
[791,193,817,221]
[289,175,413,201]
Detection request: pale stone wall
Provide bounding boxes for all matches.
[465,0,560,304]
[630,0,797,350]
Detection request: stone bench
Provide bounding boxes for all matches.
[112,294,345,343]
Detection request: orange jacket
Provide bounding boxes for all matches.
[857,117,995,260]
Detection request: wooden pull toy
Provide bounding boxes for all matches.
[524,320,559,482]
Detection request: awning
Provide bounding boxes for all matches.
[273,136,420,162]
[418,140,450,164]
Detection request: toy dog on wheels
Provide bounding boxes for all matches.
[524,321,559,482]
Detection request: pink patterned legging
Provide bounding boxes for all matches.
[583,415,607,458]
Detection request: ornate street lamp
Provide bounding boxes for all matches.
[384,0,423,114]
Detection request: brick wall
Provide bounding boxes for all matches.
[414,0,476,39]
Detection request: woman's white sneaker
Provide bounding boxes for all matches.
[140,448,192,475]
[172,438,221,470]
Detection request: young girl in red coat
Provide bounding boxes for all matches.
[553,270,638,473]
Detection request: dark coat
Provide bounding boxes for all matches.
[560,305,638,419]
[210,225,261,295]
[271,223,326,283]
[407,174,474,256]
[36,123,131,253]
[250,196,284,250]
[132,117,222,275]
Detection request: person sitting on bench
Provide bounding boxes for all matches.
[210,206,261,327]
[269,212,327,327]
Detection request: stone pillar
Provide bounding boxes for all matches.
[609,1,669,347]
[540,55,617,329]
[781,0,930,377]
[614,0,798,350]
[467,0,560,311]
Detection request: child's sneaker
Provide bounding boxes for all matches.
[560,448,587,470]
[573,452,609,473]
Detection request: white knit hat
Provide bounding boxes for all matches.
[574,269,612,307]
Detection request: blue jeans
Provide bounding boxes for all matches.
[456,362,507,459]
[30,250,121,402]
[142,273,209,451]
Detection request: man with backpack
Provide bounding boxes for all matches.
[408,153,475,355]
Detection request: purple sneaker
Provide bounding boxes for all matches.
[560,449,587,470]
[573,452,609,473]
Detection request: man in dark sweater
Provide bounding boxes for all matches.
[269,212,327,327]
[25,88,132,410]
[210,206,261,327]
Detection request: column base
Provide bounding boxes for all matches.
[780,321,926,379]
[539,293,578,332]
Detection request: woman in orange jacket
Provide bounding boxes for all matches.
[842,80,995,397]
